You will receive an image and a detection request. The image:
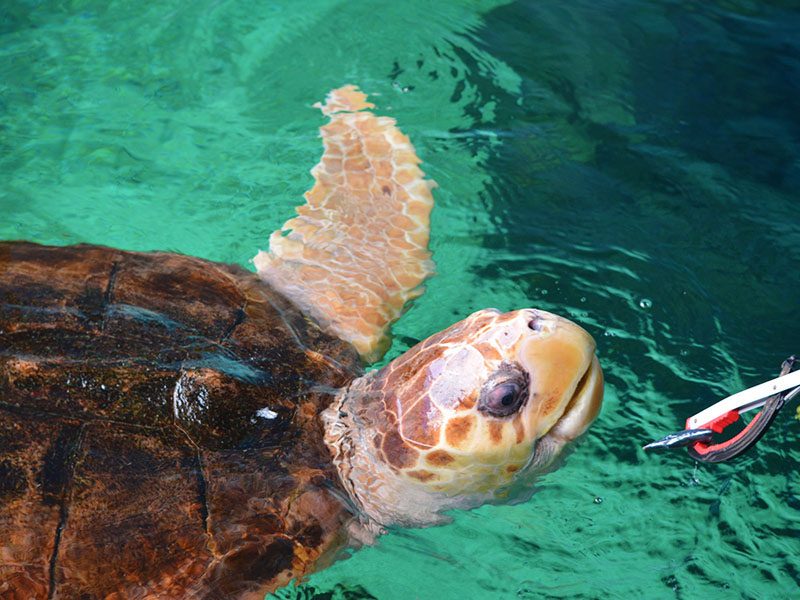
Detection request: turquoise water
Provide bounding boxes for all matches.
[2,0,800,597]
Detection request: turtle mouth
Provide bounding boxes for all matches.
[507,356,602,489]
[547,355,604,443]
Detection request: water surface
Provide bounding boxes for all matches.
[2,0,799,598]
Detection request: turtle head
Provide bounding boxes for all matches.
[323,308,604,529]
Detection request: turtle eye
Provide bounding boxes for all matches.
[482,383,523,417]
[478,363,529,418]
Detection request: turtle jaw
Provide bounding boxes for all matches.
[544,354,604,444]
[517,311,604,474]
[522,310,604,476]
[516,310,602,439]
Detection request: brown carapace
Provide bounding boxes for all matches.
[0,242,359,599]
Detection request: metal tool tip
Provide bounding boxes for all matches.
[643,429,714,452]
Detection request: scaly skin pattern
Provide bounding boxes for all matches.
[254,86,435,362]
[324,308,604,528]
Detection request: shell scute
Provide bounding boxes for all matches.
[0,241,360,597]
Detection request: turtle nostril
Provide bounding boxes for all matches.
[527,318,541,331]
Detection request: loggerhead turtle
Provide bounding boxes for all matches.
[0,86,604,599]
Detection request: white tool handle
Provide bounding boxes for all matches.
[687,369,800,429]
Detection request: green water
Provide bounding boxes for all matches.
[2,0,800,598]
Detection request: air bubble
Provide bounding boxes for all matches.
[639,298,653,309]
[593,496,603,504]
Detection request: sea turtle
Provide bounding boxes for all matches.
[0,86,604,599]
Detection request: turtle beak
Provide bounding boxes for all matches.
[517,310,604,441]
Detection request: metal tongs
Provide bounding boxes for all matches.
[644,356,800,463]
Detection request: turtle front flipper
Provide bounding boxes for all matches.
[254,86,435,363]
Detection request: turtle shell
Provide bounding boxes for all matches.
[0,242,361,599]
